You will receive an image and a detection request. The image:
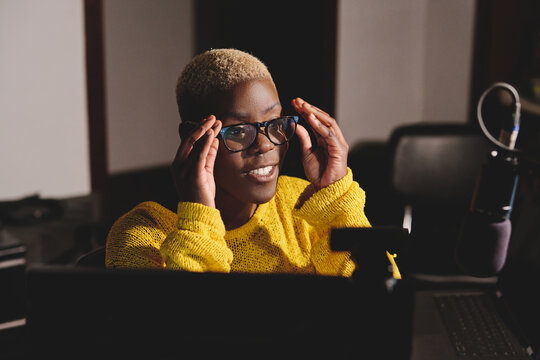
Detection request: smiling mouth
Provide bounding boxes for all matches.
[247,165,273,176]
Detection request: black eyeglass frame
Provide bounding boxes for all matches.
[180,116,299,153]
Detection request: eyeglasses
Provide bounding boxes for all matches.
[181,116,299,152]
[219,116,299,152]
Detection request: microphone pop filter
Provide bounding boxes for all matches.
[456,212,512,277]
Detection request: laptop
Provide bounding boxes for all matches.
[329,225,540,360]
[411,260,540,360]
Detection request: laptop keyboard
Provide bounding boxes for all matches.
[434,293,531,359]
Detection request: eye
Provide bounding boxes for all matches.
[270,117,287,130]
[226,126,247,138]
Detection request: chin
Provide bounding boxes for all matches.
[253,187,278,205]
[243,179,279,205]
[216,175,279,207]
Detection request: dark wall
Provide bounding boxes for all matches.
[194,0,337,116]
[470,0,540,118]
[194,0,337,179]
[470,0,540,183]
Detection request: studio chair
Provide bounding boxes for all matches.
[348,140,401,226]
[388,123,491,277]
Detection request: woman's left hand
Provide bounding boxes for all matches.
[292,97,349,190]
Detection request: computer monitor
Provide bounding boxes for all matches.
[25,266,371,359]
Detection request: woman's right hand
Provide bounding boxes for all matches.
[171,116,222,208]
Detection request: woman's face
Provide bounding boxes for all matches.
[210,78,287,209]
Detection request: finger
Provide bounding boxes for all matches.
[205,137,220,173]
[293,97,330,117]
[188,116,217,143]
[186,118,221,172]
[178,116,217,162]
[291,98,305,114]
[292,98,320,133]
[294,98,339,134]
[301,102,334,127]
[295,124,314,155]
[207,120,222,170]
[292,98,339,139]
[196,129,216,174]
[304,108,347,146]
[291,98,346,148]
[210,119,222,137]
[305,113,337,141]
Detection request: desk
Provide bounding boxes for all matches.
[0,229,26,359]
[2,194,101,265]
[0,194,102,359]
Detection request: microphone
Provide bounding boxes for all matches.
[455,83,521,277]
[455,151,518,277]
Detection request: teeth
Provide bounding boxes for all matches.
[248,166,273,176]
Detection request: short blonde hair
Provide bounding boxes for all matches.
[176,49,273,123]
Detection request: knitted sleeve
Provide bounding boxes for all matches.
[105,201,176,269]
[292,168,371,276]
[159,202,233,272]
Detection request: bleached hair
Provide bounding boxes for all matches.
[176,48,273,123]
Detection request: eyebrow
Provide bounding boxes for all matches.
[222,102,281,121]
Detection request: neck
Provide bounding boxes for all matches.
[215,193,258,230]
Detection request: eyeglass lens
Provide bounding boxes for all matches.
[222,116,297,152]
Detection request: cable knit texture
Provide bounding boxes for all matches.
[106,168,371,276]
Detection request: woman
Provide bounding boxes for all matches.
[105,48,371,276]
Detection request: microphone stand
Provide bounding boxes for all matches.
[330,226,414,360]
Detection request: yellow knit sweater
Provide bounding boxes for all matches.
[105,168,371,276]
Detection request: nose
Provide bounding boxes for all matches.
[247,126,275,155]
